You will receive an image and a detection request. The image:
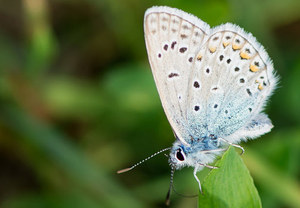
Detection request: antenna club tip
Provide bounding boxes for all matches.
[165,185,172,206]
[117,167,132,174]
[165,199,171,206]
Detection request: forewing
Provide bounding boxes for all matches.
[144,7,210,144]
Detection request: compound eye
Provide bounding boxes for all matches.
[176,149,185,161]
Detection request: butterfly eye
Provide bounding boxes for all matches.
[176,149,185,161]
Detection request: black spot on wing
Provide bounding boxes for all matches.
[219,55,224,61]
[179,47,187,53]
[171,41,177,49]
[168,73,179,78]
[163,44,168,51]
[193,81,200,88]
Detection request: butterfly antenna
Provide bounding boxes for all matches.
[165,165,175,206]
[165,166,198,206]
[117,147,171,174]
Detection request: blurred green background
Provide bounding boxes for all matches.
[0,0,299,207]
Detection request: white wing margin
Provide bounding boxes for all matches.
[228,113,273,143]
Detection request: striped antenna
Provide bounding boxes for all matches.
[165,166,198,206]
[117,147,171,174]
[165,165,175,206]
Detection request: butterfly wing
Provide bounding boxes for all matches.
[228,113,273,143]
[186,23,278,142]
[145,6,278,145]
[144,7,210,145]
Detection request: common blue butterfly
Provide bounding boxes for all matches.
[119,6,278,204]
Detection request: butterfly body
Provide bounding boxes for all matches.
[169,135,221,170]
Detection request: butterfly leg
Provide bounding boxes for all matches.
[200,148,227,154]
[219,138,245,155]
[199,163,219,169]
[193,166,203,194]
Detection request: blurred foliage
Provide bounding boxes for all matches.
[0,0,299,207]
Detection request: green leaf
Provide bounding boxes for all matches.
[199,147,262,208]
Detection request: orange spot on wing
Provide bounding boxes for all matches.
[250,64,259,72]
[197,55,202,61]
[223,42,229,47]
[232,44,241,50]
[209,46,216,53]
[240,51,251,60]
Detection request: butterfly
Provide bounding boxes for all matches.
[118,6,278,204]
[144,5,277,191]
